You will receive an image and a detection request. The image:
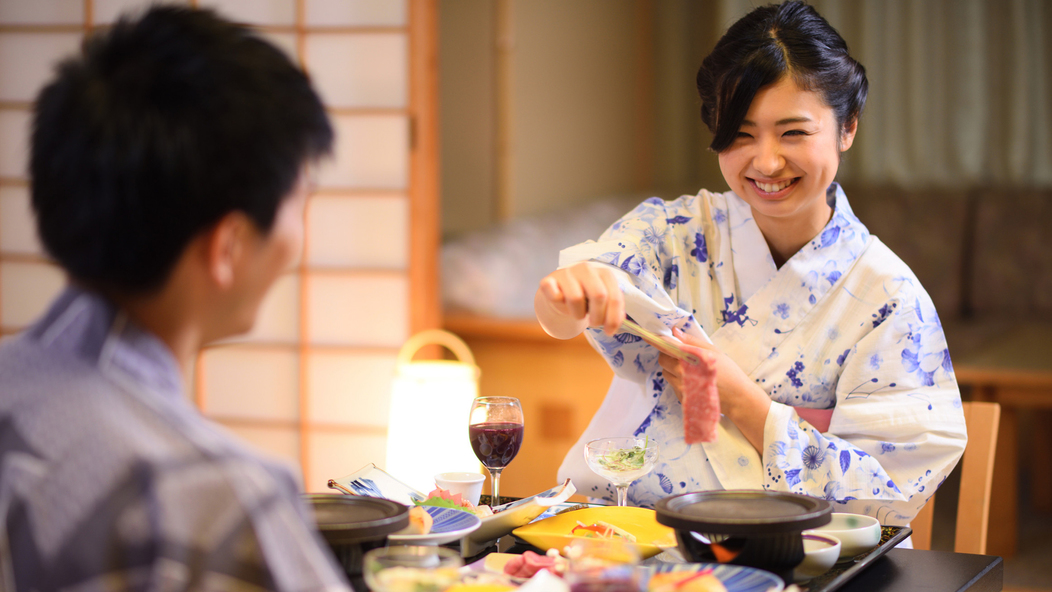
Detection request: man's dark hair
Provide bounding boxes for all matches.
[697,0,868,152]
[30,6,333,294]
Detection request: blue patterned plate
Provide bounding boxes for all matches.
[641,563,783,592]
[388,506,481,546]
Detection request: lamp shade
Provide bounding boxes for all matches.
[385,329,482,492]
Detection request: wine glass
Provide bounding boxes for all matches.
[563,537,641,592]
[363,546,462,592]
[468,396,524,507]
[584,437,659,507]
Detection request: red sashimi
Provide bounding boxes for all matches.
[682,344,719,444]
[503,551,555,578]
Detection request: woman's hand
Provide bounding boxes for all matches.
[534,262,625,339]
[658,327,772,453]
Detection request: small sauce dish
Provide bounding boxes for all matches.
[794,532,841,580]
[804,513,880,560]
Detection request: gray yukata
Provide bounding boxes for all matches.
[0,287,351,591]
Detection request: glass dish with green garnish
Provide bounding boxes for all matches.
[584,437,660,507]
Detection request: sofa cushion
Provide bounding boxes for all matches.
[970,189,1052,320]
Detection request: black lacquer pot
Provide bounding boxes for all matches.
[305,494,408,591]
[655,490,832,582]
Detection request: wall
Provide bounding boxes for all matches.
[439,0,496,239]
[0,0,439,493]
[439,0,725,239]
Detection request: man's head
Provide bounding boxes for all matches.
[30,6,333,298]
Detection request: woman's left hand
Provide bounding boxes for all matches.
[658,327,772,453]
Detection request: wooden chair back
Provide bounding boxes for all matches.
[911,401,1001,554]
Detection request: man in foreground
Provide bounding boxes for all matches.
[0,6,351,590]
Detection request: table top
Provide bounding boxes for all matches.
[830,548,1003,592]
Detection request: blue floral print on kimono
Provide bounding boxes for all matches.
[555,184,966,527]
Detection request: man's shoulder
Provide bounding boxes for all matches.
[0,331,105,410]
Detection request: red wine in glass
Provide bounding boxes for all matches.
[468,397,523,506]
[469,422,524,469]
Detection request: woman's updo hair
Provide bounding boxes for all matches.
[697,1,867,152]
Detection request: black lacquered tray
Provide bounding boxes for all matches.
[801,525,912,592]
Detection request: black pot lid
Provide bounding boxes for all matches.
[655,490,832,535]
[305,494,408,544]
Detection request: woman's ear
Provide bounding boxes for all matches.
[205,212,251,289]
[840,118,859,152]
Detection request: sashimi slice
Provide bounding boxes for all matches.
[682,345,719,444]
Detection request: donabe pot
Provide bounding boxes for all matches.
[305,494,409,590]
[655,490,832,582]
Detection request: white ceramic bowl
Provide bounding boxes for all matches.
[794,532,841,580]
[804,513,881,559]
[433,471,486,506]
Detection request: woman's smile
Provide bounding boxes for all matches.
[749,177,800,198]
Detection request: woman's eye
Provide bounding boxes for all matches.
[783,130,807,137]
[736,132,752,139]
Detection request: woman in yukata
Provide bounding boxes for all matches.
[535,0,967,529]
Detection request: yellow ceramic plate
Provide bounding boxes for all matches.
[511,506,677,559]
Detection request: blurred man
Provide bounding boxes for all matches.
[0,6,351,590]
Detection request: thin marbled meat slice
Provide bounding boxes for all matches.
[682,345,719,443]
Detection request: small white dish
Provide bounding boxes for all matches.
[433,471,486,506]
[804,512,880,560]
[794,532,841,581]
[461,479,576,556]
[388,506,481,546]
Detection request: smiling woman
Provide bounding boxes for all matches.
[536,0,966,532]
[717,77,856,267]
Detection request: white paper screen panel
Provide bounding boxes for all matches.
[0,34,81,103]
[92,0,191,25]
[304,0,406,27]
[0,0,83,25]
[0,261,64,327]
[307,195,408,269]
[317,115,409,189]
[307,351,396,426]
[305,34,407,109]
[307,431,387,492]
[226,273,300,344]
[201,347,299,420]
[0,110,30,178]
[0,186,42,255]
[223,424,301,472]
[307,274,407,346]
[198,0,295,26]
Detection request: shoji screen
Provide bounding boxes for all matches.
[0,0,439,492]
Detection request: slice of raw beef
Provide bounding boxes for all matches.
[682,345,719,443]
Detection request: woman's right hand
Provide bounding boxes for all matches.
[534,262,625,339]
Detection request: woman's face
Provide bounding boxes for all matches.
[718,76,856,245]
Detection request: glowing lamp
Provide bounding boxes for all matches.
[385,329,482,492]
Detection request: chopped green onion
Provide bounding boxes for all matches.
[597,437,650,472]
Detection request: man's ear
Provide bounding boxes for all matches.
[205,212,251,289]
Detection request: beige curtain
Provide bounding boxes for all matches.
[716,0,1052,188]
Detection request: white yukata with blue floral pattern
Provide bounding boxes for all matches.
[556,183,966,527]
